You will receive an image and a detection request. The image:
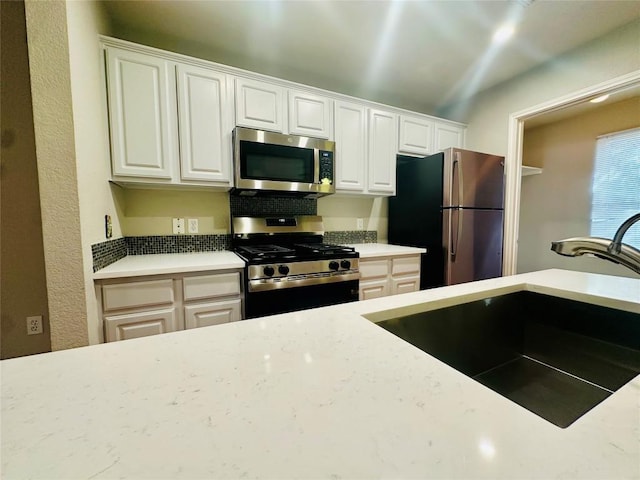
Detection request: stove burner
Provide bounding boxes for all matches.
[294,243,356,255]
[236,244,295,257]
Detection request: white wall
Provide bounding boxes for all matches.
[441,19,640,156]
[65,0,115,344]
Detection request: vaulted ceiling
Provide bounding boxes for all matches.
[102,0,640,117]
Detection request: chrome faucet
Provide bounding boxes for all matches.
[550,212,640,275]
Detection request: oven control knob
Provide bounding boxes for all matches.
[278,265,290,275]
[329,261,340,271]
[340,260,351,270]
[263,266,275,277]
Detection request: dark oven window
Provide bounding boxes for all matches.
[240,141,314,183]
[245,280,359,319]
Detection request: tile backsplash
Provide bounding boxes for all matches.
[125,234,231,255]
[230,195,316,217]
[91,237,127,272]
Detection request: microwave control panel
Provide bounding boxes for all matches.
[319,151,334,184]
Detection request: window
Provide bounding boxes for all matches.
[590,127,640,248]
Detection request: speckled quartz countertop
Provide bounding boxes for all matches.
[93,251,246,279]
[2,269,639,479]
[347,242,427,257]
[92,244,424,279]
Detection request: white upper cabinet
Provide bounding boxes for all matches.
[235,77,285,132]
[104,45,233,188]
[287,90,332,139]
[334,100,367,193]
[101,37,466,193]
[398,115,435,156]
[434,122,466,151]
[367,108,398,195]
[176,64,232,184]
[106,47,176,180]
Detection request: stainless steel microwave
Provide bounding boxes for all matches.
[232,127,336,198]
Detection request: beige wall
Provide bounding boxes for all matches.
[518,96,639,277]
[120,189,230,236]
[318,195,388,242]
[119,189,389,242]
[1,0,51,359]
[24,0,89,351]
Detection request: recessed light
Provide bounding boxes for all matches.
[492,24,515,44]
[590,94,610,103]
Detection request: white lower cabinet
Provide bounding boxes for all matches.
[359,255,421,300]
[97,270,243,343]
[183,272,242,329]
[105,308,179,342]
[184,299,241,329]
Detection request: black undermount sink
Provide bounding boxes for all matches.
[371,291,640,428]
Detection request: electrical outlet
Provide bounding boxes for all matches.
[188,218,199,234]
[27,316,43,335]
[172,218,185,234]
[357,218,364,231]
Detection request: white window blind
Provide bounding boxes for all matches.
[590,127,640,248]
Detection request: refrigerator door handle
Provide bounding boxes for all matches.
[450,207,462,257]
[455,151,464,206]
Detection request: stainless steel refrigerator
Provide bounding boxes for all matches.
[389,147,505,289]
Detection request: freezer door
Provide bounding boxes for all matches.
[443,148,504,209]
[443,208,503,285]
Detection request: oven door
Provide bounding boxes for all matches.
[244,279,359,319]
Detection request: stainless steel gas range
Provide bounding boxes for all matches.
[232,216,360,319]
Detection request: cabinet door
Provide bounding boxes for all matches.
[334,101,367,192]
[106,47,176,179]
[391,255,421,277]
[359,258,389,280]
[176,64,232,184]
[288,90,331,138]
[391,275,421,295]
[434,122,465,151]
[184,299,241,329]
[367,108,398,195]
[359,278,390,301]
[399,115,434,156]
[235,77,284,132]
[104,307,178,342]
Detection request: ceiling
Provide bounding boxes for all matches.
[102,0,640,117]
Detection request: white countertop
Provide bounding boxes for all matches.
[93,251,245,279]
[3,269,639,479]
[347,242,427,257]
[92,244,423,280]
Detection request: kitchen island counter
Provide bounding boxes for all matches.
[2,269,639,479]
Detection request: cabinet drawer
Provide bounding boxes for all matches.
[391,275,421,296]
[183,273,240,301]
[104,307,178,342]
[102,279,174,312]
[391,255,421,276]
[359,259,389,280]
[359,278,389,300]
[184,299,241,329]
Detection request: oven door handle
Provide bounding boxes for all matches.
[248,272,360,292]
